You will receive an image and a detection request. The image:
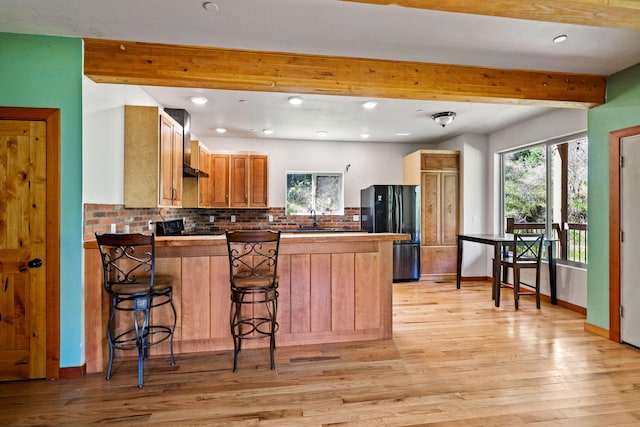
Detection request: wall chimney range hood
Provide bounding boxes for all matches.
[164,108,209,178]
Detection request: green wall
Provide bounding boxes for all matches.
[587,63,640,329]
[0,33,83,367]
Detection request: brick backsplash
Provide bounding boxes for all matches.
[84,204,362,241]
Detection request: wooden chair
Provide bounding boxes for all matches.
[95,233,176,387]
[225,230,281,372]
[498,233,544,310]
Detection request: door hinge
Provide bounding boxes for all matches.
[620,156,624,168]
[621,305,624,318]
[621,230,624,242]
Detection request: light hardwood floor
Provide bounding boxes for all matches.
[3,280,640,426]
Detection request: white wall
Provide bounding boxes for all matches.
[82,78,160,203]
[439,134,490,277]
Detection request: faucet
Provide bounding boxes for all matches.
[310,209,318,229]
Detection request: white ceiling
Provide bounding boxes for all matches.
[3,0,640,143]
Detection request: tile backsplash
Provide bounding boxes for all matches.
[83,204,362,241]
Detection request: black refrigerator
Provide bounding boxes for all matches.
[360,185,420,281]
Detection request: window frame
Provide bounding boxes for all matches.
[500,131,588,267]
[285,171,345,215]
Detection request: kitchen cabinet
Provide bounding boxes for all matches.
[229,153,269,208]
[83,232,398,373]
[403,150,460,279]
[210,153,230,208]
[124,105,183,208]
[197,144,212,207]
[183,140,213,208]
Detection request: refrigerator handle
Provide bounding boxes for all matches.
[393,190,400,233]
[397,191,403,233]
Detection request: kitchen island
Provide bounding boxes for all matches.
[84,232,406,374]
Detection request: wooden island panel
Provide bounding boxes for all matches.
[84,232,401,374]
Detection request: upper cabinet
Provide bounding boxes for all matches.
[186,151,268,209]
[124,105,183,208]
[183,140,210,208]
[248,154,268,208]
[210,153,230,208]
[229,153,269,208]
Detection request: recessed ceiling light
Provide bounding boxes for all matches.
[262,129,274,135]
[288,96,303,105]
[360,133,370,138]
[190,96,208,105]
[553,34,568,43]
[317,131,328,137]
[215,127,227,133]
[362,100,378,109]
[202,2,219,12]
[396,132,411,136]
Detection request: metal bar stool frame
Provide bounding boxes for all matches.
[225,230,281,372]
[95,232,177,387]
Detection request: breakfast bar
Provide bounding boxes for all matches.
[83,232,406,374]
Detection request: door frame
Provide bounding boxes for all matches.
[608,125,640,343]
[0,107,60,379]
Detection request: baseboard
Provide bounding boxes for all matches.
[538,294,587,315]
[419,274,457,282]
[459,277,588,315]
[460,276,491,282]
[58,364,86,379]
[584,322,610,339]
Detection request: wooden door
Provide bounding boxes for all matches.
[0,118,48,380]
[421,172,440,245]
[171,124,183,206]
[249,155,268,208]
[441,172,459,245]
[210,154,230,207]
[159,115,175,206]
[198,146,211,207]
[620,134,640,347]
[230,155,249,207]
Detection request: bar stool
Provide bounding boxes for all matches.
[225,230,281,372]
[95,232,176,387]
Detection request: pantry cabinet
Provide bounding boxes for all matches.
[403,150,460,279]
[124,105,183,208]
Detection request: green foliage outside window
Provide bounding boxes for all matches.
[503,146,547,223]
[286,172,343,215]
[286,174,313,214]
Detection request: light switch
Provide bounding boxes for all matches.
[231,215,236,223]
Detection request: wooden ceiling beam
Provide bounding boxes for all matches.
[342,0,640,31]
[84,39,605,109]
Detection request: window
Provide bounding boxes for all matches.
[501,133,588,266]
[286,172,344,215]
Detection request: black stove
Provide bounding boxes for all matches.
[155,219,223,236]
[155,219,185,236]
